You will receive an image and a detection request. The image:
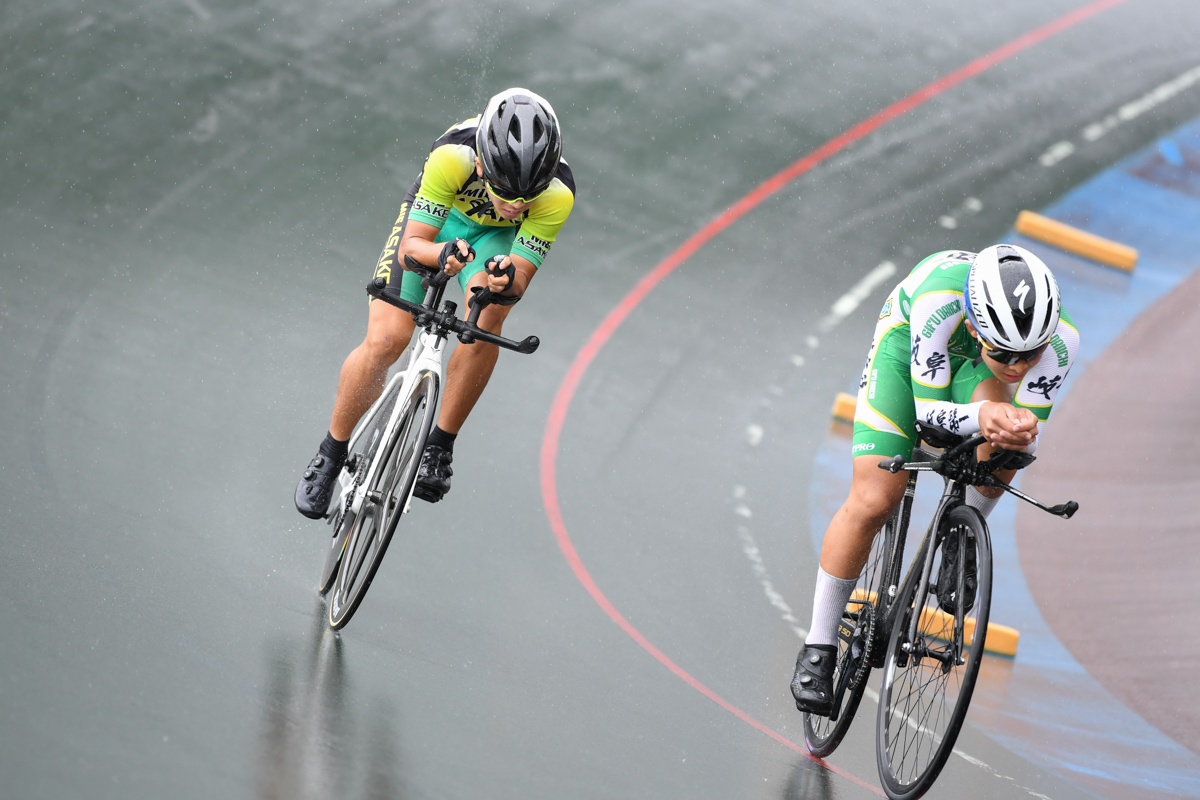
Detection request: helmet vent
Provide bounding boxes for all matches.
[1012,305,1033,338]
[1037,275,1056,339]
[995,244,1023,263]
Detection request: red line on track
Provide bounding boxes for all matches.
[539,0,1127,792]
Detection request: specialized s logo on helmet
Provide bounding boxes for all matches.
[1012,279,1031,313]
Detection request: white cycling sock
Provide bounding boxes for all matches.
[805,566,858,647]
[966,486,999,519]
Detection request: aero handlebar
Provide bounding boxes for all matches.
[365,256,539,354]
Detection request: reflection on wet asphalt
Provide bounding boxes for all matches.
[784,758,836,800]
[257,603,401,800]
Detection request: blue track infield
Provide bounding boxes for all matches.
[809,112,1200,797]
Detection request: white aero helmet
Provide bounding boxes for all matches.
[963,244,1061,352]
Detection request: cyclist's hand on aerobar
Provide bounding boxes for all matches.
[438,239,475,276]
[979,402,1038,450]
[484,254,517,294]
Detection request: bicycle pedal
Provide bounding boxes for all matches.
[412,486,443,504]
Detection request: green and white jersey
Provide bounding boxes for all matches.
[854,251,1079,457]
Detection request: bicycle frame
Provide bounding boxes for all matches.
[869,455,968,670]
[877,430,1077,663]
[328,258,539,532]
[896,469,965,663]
[335,325,447,525]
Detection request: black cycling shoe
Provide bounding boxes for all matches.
[937,528,977,614]
[791,643,837,716]
[412,444,453,503]
[295,453,344,520]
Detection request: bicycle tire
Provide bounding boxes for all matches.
[804,514,893,757]
[327,370,438,629]
[317,377,403,595]
[876,505,992,800]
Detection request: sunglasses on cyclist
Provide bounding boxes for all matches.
[979,339,1048,365]
[484,179,548,204]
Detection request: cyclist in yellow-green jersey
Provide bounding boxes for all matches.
[296,88,576,518]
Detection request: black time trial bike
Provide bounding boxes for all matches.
[803,422,1077,800]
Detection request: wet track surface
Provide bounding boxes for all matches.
[4,1,1200,798]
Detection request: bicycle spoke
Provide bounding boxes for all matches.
[342,515,377,594]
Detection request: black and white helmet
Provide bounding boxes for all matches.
[476,88,562,201]
[963,244,1061,352]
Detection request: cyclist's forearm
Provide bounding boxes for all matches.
[914,397,983,437]
[499,255,536,297]
[400,221,454,268]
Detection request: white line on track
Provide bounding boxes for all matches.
[817,262,896,332]
[183,0,212,21]
[746,424,765,446]
[735,522,808,641]
[1038,62,1200,168]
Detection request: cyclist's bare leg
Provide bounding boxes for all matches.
[819,456,909,579]
[435,269,515,434]
[328,298,416,441]
[794,455,907,710]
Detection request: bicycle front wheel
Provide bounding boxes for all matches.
[318,376,404,596]
[804,515,892,757]
[876,505,991,800]
[327,370,438,630]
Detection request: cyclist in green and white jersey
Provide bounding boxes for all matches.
[296,88,576,518]
[791,244,1079,715]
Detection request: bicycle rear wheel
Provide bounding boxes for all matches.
[327,370,438,630]
[876,505,991,800]
[804,514,892,757]
[317,376,403,595]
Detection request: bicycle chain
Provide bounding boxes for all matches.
[842,599,877,691]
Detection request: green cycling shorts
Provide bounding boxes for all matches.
[374,208,517,304]
[850,325,990,460]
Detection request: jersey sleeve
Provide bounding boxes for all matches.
[509,161,576,267]
[1014,308,1079,444]
[408,143,476,229]
[909,289,983,436]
